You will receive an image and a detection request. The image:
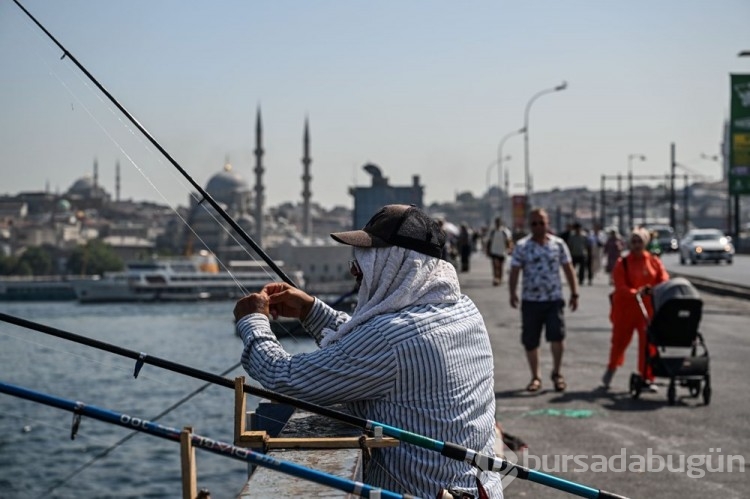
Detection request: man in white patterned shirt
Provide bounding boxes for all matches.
[234,204,503,499]
[509,208,579,393]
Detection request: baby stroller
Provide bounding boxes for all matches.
[630,277,711,405]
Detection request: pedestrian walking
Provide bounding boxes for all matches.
[509,208,579,392]
[566,222,588,285]
[486,217,513,286]
[603,230,624,285]
[458,223,472,272]
[601,228,669,391]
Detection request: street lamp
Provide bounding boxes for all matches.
[627,153,646,229]
[497,127,525,222]
[523,81,568,215]
[700,153,721,178]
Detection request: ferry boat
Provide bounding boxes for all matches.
[0,276,80,301]
[72,252,304,303]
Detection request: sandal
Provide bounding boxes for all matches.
[526,377,542,392]
[551,372,567,392]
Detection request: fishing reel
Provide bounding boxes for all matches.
[436,489,479,499]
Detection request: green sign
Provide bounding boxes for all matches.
[729,74,750,195]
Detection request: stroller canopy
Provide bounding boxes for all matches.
[653,277,701,313]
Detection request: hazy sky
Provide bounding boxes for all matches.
[1,0,748,210]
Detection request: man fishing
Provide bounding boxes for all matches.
[234,204,503,499]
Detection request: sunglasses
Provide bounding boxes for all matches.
[530,221,546,227]
[348,259,362,276]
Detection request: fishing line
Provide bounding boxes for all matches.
[46,63,260,297]
[6,5,630,497]
[1,324,303,444]
[2,381,417,499]
[16,21,305,343]
[12,0,298,293]
[0,412,115,448]
[1,312,631,498]
[40,361,244,497]
[17,10,306,341]
[0,329,173,388]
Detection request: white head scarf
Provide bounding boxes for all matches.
[319,246,461,347]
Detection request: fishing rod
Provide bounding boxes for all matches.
[42,361,242,496]
[0,312,628,499]
[8,4,626,497]
[0,381,416,499]
[11,0,297,289]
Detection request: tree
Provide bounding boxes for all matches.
[0,254,19,275]
[66,240,124,276]
[17,246,54,275]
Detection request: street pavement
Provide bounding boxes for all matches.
[457,252,748,499]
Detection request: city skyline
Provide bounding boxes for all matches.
[1,0,748,210]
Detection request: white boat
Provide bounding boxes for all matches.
[72,252,304,303]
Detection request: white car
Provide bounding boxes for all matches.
[679,229,734,265]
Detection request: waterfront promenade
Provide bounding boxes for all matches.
[459,252,748,499]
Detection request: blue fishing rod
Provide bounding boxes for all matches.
[10,0,298,290]
[0,312,627,499]
[0,381,415,499]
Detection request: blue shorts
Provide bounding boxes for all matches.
[521,299,566,350]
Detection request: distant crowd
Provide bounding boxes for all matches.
[438,217,666,285]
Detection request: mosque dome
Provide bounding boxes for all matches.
[205,163,249,205]
[66,175,109,200]
[57,199,72,212]
[237,213,255,231]
[68,176,95,196]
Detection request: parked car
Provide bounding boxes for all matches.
[644,224,679,253]
[679,229,734,265]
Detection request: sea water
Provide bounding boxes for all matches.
[0,301,316,498]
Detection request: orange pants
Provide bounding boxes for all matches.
[608,318,657,381]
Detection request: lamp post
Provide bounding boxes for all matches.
[523,81,568,218]
[701,152,728,233]
[497,127,525,223]
[673,158,717,235]
[627,153,646,230]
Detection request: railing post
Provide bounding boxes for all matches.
[180,426,197,499]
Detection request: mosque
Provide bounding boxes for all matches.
[37,108,423,290]
[181,109,315,263]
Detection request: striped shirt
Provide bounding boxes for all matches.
[238,295,503,499]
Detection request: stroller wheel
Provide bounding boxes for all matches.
[689,380,701,398]
[630,373,642,399]
[668,381,676,405]
[703,375,712,406]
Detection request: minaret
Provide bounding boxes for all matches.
[93,157,99,194]
[301,117,312,237]
[253,107,265,245]
[115,159,121,202]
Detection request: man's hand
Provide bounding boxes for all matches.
[234,292,270,322]
[263,282,315,320]
[569,295,579,312]
[510,292,519,309]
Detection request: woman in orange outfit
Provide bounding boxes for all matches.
[602,228,669,390]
